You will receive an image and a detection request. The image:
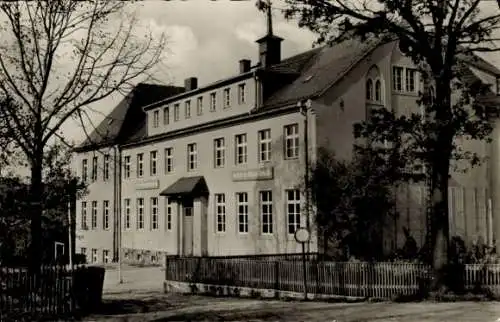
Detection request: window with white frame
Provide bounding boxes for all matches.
[151,197,158,230]
[258,129,271,162]
[187,143,197,171]
[375,80,382,102]
[166,198,173,230]
[185,100,191,119]
[405,68,417,93]
[214,138,225,168]
[197,97,203,115]
[103,154,110,181]
[150,150,157,176]
[223,88,230,108]
[91,248,98,263]
[153,110,159,128]
[81,201,88,230]
[163,106,169,125]
[91,156,98,181]
[236,192,248,233]
[210,92,216,111]
[123,156,131,179]
[124,198,131,229]
[174,104,180,121]
[284,124,299,159]
[137,153,144,177]
[286,189,301,234]
[82,159,88,182]
[103,250,110,263]
[165,147,173,173]
[137,198,144,229]
[91,201,98,229]
[260,191,273,234]
[103,200,110,230]
[235,134,247,165]
[366,78,373,100]
[215,194,226,232]
[238,84,246,104]
[392,66,404,91]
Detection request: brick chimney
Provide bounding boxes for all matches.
[184,77,198,91]
[239,59,251,74]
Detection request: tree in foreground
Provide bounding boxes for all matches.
[283,0,500,275]
[307,147,398,261]
[0,1,165,271]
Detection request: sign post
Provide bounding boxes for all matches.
[294,227,310,300]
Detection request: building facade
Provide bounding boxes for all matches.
[73,25,500,264]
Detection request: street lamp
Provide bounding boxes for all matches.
[297,99,312,252]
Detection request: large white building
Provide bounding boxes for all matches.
[73,20,500,265]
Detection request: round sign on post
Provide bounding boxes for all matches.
[294,227,310,244]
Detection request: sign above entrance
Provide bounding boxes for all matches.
[232,167,274,182]
[136,179,159,190]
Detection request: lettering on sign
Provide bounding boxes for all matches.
[136,180,159,190]
[232,167,274,182]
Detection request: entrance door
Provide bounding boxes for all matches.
[182,201,194,256]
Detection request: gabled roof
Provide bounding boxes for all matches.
[74,83,184,152]
[263,37,384,108]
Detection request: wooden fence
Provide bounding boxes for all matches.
[0,265,105,320]
[165,256,500,299]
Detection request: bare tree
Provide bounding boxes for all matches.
[281,0,500,277]
[0,1,165,271]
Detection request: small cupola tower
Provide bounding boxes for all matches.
[256,0,283,68]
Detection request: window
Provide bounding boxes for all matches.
[91,156,98,181]
[260,191,273,234]
[81,201,88,230]
[80,247,86,256]
[236,192,248,233]
[153,110,159,128]
[235,134,247,165]
[137,198,144,229]
[375,80,381,102]
[151,197,158,230]
[284,124,299,159]
[366,78,373,100]
[124,198,131,230]
[103,250,110,264]
[405,68,417,93]
[185,100,191,119]
[392,66,403,91]
[210,92,216,111]
[91,201,98,229]
[214,138,225,168]
[123,156,131,179]
[187,143,197,171]
[215,194,226,233]
[103,154,110,181]
[137,153,144,177]
[150,150,157,176]
[238,84,246,104]
[82,159,88,182]
[258,129,271,162]
[197,97,203,115]
[223,88,230,108]
[166,198,173,230]
[91,249,98,263]
[286,190,301,234]
[163,106,169,125]
[103,200,110,230]
[174,104,180,121]
[165,148,173,173]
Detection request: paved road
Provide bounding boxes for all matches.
[90,266,500,322]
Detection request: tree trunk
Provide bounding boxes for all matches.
[29,152,44,274]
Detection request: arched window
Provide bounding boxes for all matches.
[375,80,381,102]
[366,78,373,100]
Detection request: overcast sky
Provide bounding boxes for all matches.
[62,0,500,145]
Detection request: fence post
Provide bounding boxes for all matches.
[274,260,279,298]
